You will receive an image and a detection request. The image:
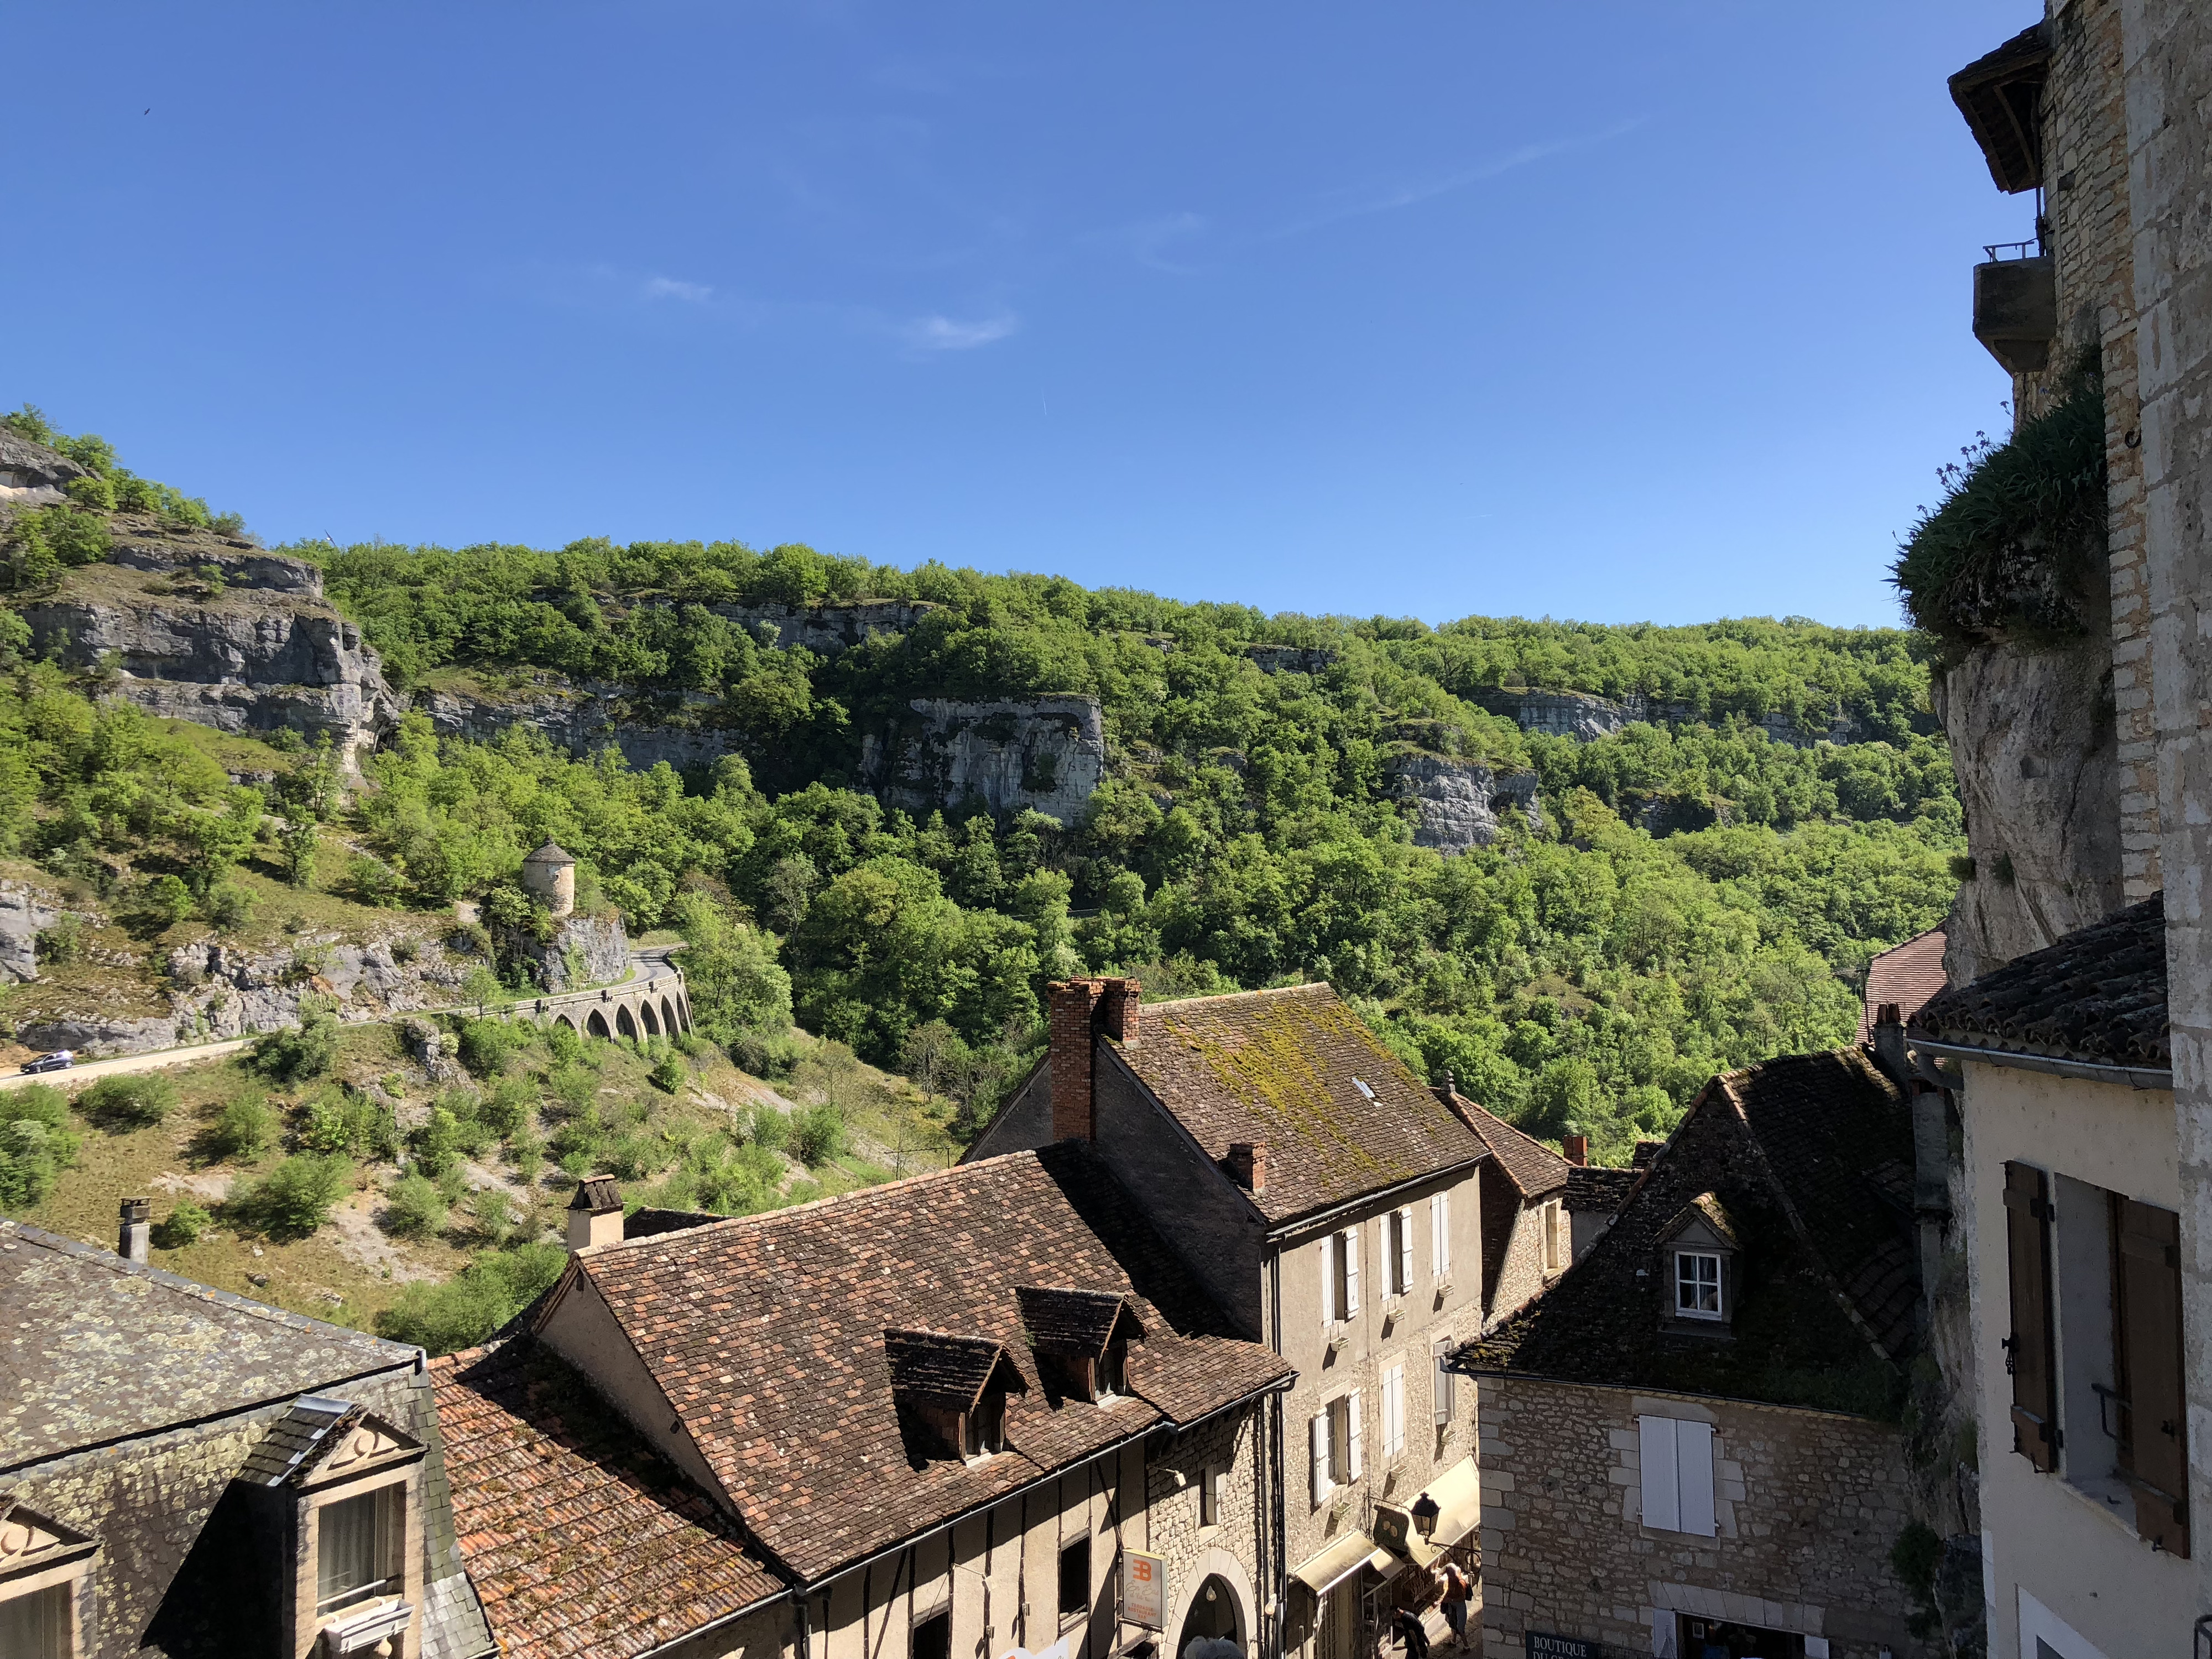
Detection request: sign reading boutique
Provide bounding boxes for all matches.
[1524,1635,1597,1659]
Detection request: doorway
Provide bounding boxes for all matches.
[1176,1575,1241,1659]
[1676,1616,1803,1659]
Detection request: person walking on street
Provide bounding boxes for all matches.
[1438,1561,1473,1648]
[1393,1604,1431,1659]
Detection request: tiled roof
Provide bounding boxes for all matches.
[1858,927,1949,1044]
[1563,1165,1638,1217]
[0,1220,413,1473]
[431,1337,782,1659]
[884,1330,1025,1407]
[1442,1092,1569,1201]
[237,1395,416,1486]
[1462,1050,1918,1410]
[524,841,575,864]
[1911,895,2168,1068]
[560,1142,1292,1582]
[1018,1286,1140,1355]
[1113,985,1487,1225]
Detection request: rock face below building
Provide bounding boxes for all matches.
[1934,635,2125,984]
[1386,755,1540,853]
[20,533,402,768]
[495,912,630,993]
[859,697,1107,824]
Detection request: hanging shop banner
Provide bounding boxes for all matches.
[1122,1551,1168,1630]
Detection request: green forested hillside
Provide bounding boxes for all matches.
[0,411,1958,1165]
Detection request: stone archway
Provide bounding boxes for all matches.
[1164,1546,1256,1659]
[554,1014,577,1032]
[640,999,662,1036]
[660,995,678,1034]
[615,1005,639,1039]
[586,1010,611,1039]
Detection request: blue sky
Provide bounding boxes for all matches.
[4,2,2037,629]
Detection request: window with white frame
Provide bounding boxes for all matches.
[1384,1207,1413,1297]
[1323,1229,1360,1326]
[1309,1390,1363,1504]
[1430,1192,1451,1282]
[1674,1250,1723,1321]
[1381,1363,1405,1459]
[316,1483,403,1616]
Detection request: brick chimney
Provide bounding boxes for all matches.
[566,1175,624,1251]
[1227,1141,1267,1195]
[1049,979,1105,1142]
[1562,1135,1588,1167]
[1099,977,1142,1044]
[118,1198,150,1265]
[1871,1001,1910,1088]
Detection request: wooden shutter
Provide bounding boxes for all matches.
[1397,1206,1415,1293]
[1638,1415,1680,1531]
[1433,1192,1451,1279]
[1321,1234,1338,1328]
[1347,1389,1364,1480]
[2118,1197,2190,1556]
[1311,1411,1331,1504]
[2002,1161,2059,1471]
[1342,1229,1360,1316]
[1432,1339,1453,1426]
[1675,1420,1717,1536]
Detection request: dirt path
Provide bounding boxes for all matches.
[0,1038,253,1093]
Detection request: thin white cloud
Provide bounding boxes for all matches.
[1086,211,1209,274]
[1274,119,1646,238]
[902,311,1020,352]
[643,276,713,303]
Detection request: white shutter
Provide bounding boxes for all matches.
[1321,1234,1337,1327]
[1384,1366,1405,1456]
[1432,1192,1451,1279]
[1431,1340,1453,1426]
[1676,1420,1716,1536]
[1638,1415,1681,1532]
[1311,1412,1331,1504]
[1341,1228,1359,1316]
[1346,1389,1364,1480]
[1397,1206,1414,1293]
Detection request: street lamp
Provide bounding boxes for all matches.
[1410,1493,1440,1543]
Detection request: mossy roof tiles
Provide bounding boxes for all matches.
[1911,895,2168,1068]
[431,1337,782,1659]
[561,1142,1291,1582]
[1114,984,1487,1225]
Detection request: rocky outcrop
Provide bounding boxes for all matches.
[0,879,65,983]
[21,538,401,768]
[0,430,87,506]
[859,697,1107,823]
[703,598,938,656]
[1933,636,2124,984]
[1385,754,1540,853]
[494,912,629,992]
[1245,644,1338,675]
[419,678,745,773]
[1475,688,1864,748]
[160,927,473,1045]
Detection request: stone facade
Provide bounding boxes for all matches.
[1473,1377,1921,1659]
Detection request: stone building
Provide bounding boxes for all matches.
[518,840,576,919]
[1454,1051,1926,1659]
[1909,900,2182,1659]
[0,1215,492,1659]
[1433,1086,1571,1331]
[967,981,1491,1659]
[432,1147,1294,1659]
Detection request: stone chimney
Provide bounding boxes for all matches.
[1433,1067,1456,1107]
[1227,1141,1267,1195]
[1049,979,1105,1142]
[118,1198,150,1265]
[1562,1135,1588,1167]
[1871,1002,1911,1087]
[1099,977,1142,1045]
[566,1175,624,1251]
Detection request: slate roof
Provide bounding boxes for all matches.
[431,1337,782,1659]
[1018,1286,1140,1355]
[524,841,575,865]
[236,1395,417,1487]
[1442,1092,1570,1201]
[1460,1050,1918,1412]
[1563,1165,1639,1217]
[1112,984,1488,1225]
[1858,926,1949,1044]
[554,1142,1293,1582]
[0,1220,414,1473]
[1911,895,2168,1069]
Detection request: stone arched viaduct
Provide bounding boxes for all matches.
[512,962,693,1043]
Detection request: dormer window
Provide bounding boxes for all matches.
[0,1501,98,1659]
[1016,1287,1146,1406]
[1674,1251,1724,1321]
[885,1329,1029,1462]
[316,1485,401,1616]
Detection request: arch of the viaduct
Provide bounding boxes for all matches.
[515,964,693,1044]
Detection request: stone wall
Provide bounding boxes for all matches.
[1472,1376,1922,1659]
[1145,1408,1266,1653]
[1476,1179,1557,1334]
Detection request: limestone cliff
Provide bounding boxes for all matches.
[1385,754,1540,853]
[1474,688,1865,747]
[1933,634,2124,983]
[492,912,630,992]
[20,528,402,766]
[420,675,743,772]
[703,597,937,656]
[859,697,1107,823]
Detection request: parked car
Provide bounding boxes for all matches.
[19,1050,75,1074]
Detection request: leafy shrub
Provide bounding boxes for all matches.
[548,1102,604,1170]
[604,1131,664,1181]
[295,1089,397,1159]
[546,1021,584,1065]
[143,874,193,925]
[374,1241,567,1355]
[383,1172,450,1238]
[251,997,340,1083]
[0,1086,80,1210]
[202,883,255,931]
[34,916,85,966]
[81,1073,178,1130]
[152,1200,210,1249]
[747,1105,790,1153]
[477,1076,536,1139]
[208,1092,279,1162]
[791,1104,845,1168]
[1893,366,2107,645]
[227,1154,352,1238]
[457,1018,515,1079]
[649,1053,686,1094]
[469,1187,518,1245]
[729,1029,805,1080]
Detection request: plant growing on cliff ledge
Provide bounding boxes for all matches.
[1892,359,2108,647]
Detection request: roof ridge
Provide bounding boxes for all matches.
[1149,982,1329,1014]
[1,1219,413,1357]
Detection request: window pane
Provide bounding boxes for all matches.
[1676,1254,1720,1314]
[0,1583,69,1659]
[318,1486,397,1614]
[1058,1540,1090,1617]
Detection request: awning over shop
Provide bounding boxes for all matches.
[1290,1531,1379,1598]
[1402,1455,1480,1567]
